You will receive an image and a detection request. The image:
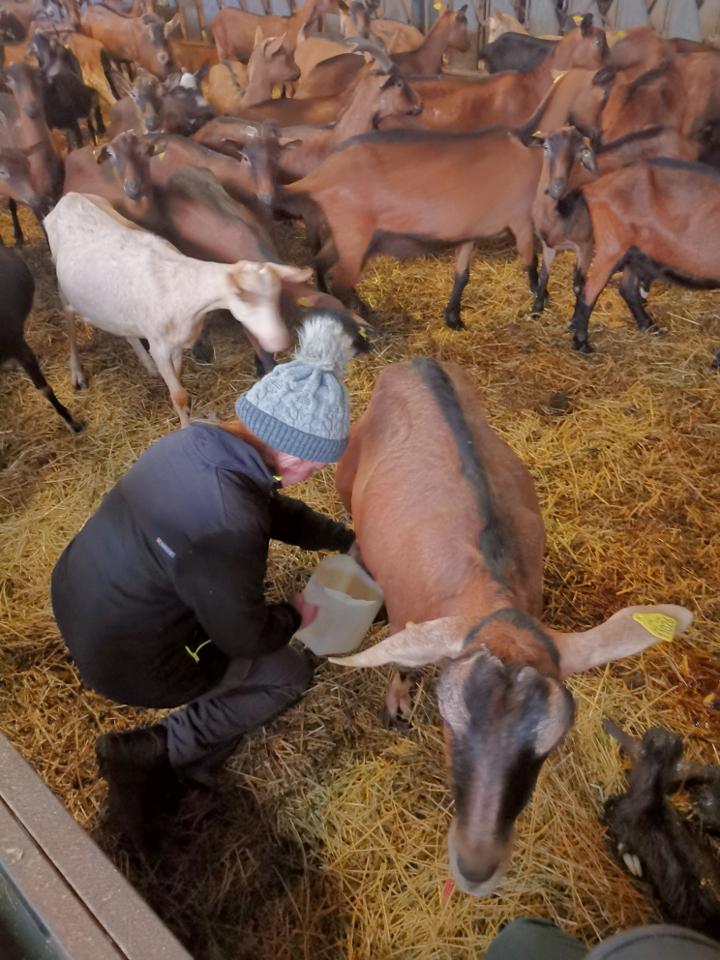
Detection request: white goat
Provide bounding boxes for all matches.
[44,193,311,425]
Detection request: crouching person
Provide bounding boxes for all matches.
[50,314,356,845]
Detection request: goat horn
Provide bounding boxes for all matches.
[347,35,394,72]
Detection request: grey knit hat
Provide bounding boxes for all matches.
[235,313,355,462]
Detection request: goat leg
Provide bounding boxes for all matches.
[444,240,474,330]
[618,267,657,333]
[532,242,556,315]
[383,668,416,732]
[9,199,24,247]
[604,717,720,792]
[15,339,84,433]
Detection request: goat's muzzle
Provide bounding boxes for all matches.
[548,178,566,201]
[124,178,143,201]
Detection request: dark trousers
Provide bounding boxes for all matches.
[161,646,313,770]
[485,919,720,960]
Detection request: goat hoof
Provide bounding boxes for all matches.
[620,847,643,878]
[191,340,215,366]
[72,373,87,390]
[530,299,545,316]
[573,338,593,355]
[382,707,411,734]
[712,350,720,370]
[444,313,465,330]
[69,418,85,434]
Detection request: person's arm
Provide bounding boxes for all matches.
[172,529,301,660]
[270,493,355,552]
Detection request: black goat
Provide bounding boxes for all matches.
[603,719,720,938]
[0,246,83,432]
[30,32,104,148]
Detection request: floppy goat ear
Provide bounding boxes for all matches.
[546,604,693,679]
[330,616,470,669]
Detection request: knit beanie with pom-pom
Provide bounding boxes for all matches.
[235,312,356,463]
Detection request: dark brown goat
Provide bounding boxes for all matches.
[29,32,102,148]
[5,62,63,218]
[603,722,720,938]
[1,245,82,432]
[294,7,469,100]
[81,7,178,79]
[107,67,212,138]
[281,126,543,327]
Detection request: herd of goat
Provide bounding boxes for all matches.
[1,0,720,935]
[1,0,720,428]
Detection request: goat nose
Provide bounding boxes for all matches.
[456,854,500,888]
[124,178,142,199]
[548,178,566,200]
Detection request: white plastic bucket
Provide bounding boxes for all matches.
[294,554,384,656]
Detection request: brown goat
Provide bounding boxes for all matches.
[211,0,335,62]
[565,156,720,359]
[274,67,422,183]
[594,54,720,153]
[65,127,280,213]
[81,7,178,79]
[280,126,543,326]
[383,15,608,132]
[331,357,692,895]
[294,7,469,100]
[205,31,300,116]
[531,124,700,315]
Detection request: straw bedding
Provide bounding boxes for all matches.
[1,205,719,960]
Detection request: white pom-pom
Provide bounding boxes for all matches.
[294,314,357,378]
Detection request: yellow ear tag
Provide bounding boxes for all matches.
[358,326,368,339]
[296,296,312,306]
[433,1,442,10]
[271,84,282,99]
[632,613,677,643]
[572,14,582,24]
[616,29,627,39]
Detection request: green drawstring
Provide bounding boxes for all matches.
[185,639,212,663]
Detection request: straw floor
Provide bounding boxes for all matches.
[1,204,719,960]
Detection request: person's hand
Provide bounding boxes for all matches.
[292,592,318,629]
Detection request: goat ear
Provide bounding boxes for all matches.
[268,263,313,284]
[264,34,286,57]
[329,616,469,669]
[253,25,264,48]
[592,63,616,86]
[278,136,302,149]
[93,144,109,163]
[580,12,593,36]
[547,604,693,679]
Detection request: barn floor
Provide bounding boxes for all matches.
[1,204,719,960]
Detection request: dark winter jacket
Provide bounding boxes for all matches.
[50,423,354,708]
